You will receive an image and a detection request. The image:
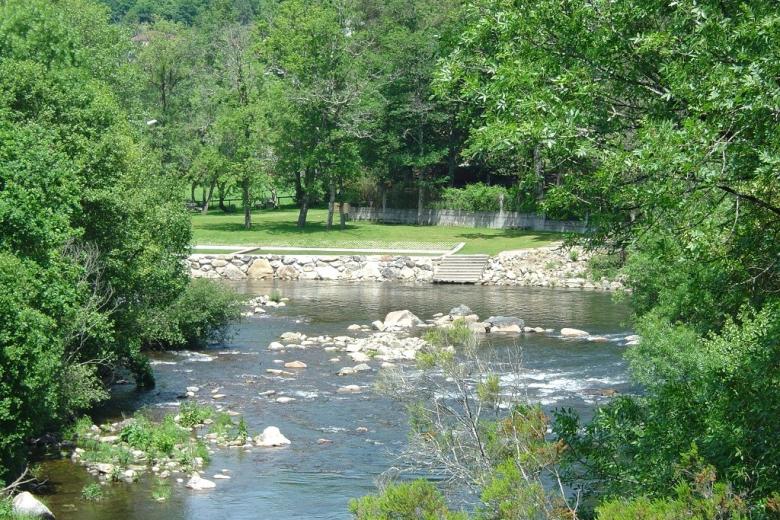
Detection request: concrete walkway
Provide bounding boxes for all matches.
[192,242,465,257]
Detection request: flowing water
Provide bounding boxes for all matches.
[37,281,634,519]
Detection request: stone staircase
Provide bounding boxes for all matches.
[433,254,490,284]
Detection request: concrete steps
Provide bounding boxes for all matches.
[433,254,489,284]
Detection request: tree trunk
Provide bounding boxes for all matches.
[201,184,207,207]
[296,169,312,228]
[293,171,304,206]
[190,182,196,203]
[417,175,425,226]
[297,197,309,228]
[201,180,216,214]
[339,180,347,229]
[242,175,251,229]
[218,182,227,212]
[326,181,336,230]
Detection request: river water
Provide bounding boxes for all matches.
[38,281,634,519]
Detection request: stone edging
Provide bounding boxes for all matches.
[188,247,624,290]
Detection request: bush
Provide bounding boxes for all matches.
[140,279,244,348]
[81,483,104,502]
[177,402,214,428]
[120,415,189,458]
[349,480,467,520]
[433,184,512,212]
[587,252,622,281]
[422,319,473,348]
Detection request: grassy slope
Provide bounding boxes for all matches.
[191,207,561,255]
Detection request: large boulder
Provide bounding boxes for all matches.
[486,316,525,333]
[246,258,274,279]
[383,310,423,329]
[221,262,246,280]
[316,264,340,280]
[560,327,589,337]
[276,265,299,280]
[371,320,385,331]
[13,492,54,519]
[254,426,291,447]
[359,263,382,280]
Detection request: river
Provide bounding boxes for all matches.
[37,280,634,519]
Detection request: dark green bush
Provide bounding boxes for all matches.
[349,480,467,520]
[140,279,243,348]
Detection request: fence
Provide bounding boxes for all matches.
[349,207,590,233]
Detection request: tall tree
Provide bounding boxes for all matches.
[258,0,375,228]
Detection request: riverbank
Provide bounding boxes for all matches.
[188,246,625,290]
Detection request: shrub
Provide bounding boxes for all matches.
[81,483,104,502]
[434,183,511,212]
[587,253,622,281]
[119,415,189,458]
[177,402,213,428]
[140,279,244,348]
[349,480,467,520]
[422,319,473,348]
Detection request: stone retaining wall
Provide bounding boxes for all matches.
[188,247,624,290]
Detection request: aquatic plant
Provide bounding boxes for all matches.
[81,483,104,502]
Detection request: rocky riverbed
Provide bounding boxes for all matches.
[26,281,635,520]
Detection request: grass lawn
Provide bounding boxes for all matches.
[190,207,562,256]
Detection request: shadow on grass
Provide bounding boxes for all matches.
[454,229,563,241]
[196,220,361,235]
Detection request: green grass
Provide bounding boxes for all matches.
[191,207,561,256]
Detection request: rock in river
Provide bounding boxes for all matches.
[13,492,54,519]
[560,327,589,337]
[255,426,291,447]
[284,360,307,369]
[186,472,216,490]
[486,316,525,333]
[383,310,423,329]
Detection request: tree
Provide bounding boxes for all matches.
[0,0,240,479]
[362,0,463,220]
[439,0,780,512]
[258,0,376,228]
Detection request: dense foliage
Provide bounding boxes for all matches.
[0,0,240,480]
[433,0,780,517]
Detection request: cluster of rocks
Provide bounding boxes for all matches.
[243,294,289,317]
[67,406,293,499]
[189,254,435,282]
[70,419,205,485]
[268,320,428,365]
[429,305,551,335]
[481,247,625,290]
